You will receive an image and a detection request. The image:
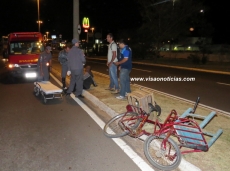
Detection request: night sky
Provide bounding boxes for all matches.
[1,0,229,44]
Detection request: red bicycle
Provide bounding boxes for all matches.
[104,97,223,170]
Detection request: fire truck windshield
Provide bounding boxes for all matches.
[10,41,44,54]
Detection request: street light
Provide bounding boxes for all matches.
[46,32,49,40]
[37,0,42,32]
[90,27,95,33]
[37,20,43,32]
[90,27,95,43]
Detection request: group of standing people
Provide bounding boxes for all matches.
[37,33,132,100]
[37,38,92,98]
[106,33,132,100]
[58,38,97,98]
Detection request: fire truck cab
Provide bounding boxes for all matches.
[3,32,44,79]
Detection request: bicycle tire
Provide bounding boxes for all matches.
[144,135,181,171]
[103,112,140,138]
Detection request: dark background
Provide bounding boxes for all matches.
[0,0,229,44]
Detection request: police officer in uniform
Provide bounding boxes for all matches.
[66,38,85,98]
[37,46,52,81]
[58,43,72,90]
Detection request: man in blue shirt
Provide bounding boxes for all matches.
[114,39,132,99]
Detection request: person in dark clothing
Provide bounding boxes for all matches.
[83,66,97,89]
[65,38,86,98]
[114,39,132,99]
[37,46,52,81]
[58,43,72,90]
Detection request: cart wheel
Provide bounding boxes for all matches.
[35,88,40,97]
[43,95,47,104]
[33,86,37,93]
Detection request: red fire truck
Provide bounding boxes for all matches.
[2,32,44,79]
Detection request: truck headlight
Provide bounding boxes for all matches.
[8,64,19,68]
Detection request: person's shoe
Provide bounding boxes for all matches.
[111,89,119,94]
[76,94,84,98]
[125,92,130,97]
[65,93,71,96]
[63,87,68,93]
[116,95,125,99]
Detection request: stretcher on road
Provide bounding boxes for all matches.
[34,81,63,104]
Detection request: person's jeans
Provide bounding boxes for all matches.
[109,63,119,90]
[119,68,131,97]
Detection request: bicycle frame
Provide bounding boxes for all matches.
[121,99,221,156]
[125,104,211,154]
[148,109,210,155]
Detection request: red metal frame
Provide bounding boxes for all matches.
[122,104,209,155]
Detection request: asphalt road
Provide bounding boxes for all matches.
[83,58,230,113]
[0,67,142,170]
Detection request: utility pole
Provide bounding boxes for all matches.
[37,0,42,32]
[73,0,79,40]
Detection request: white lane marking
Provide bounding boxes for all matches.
[50,73,155,171]
[217,82,230,86]
[87,61,152,72]
[132,68,152,72]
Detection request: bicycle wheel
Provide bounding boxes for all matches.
[103,112,140,138]
[144,135,181,171]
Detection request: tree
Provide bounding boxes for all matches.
[134,0,212,58]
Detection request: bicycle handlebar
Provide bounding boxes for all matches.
[148,103,161,116]
[191,97,200,114]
